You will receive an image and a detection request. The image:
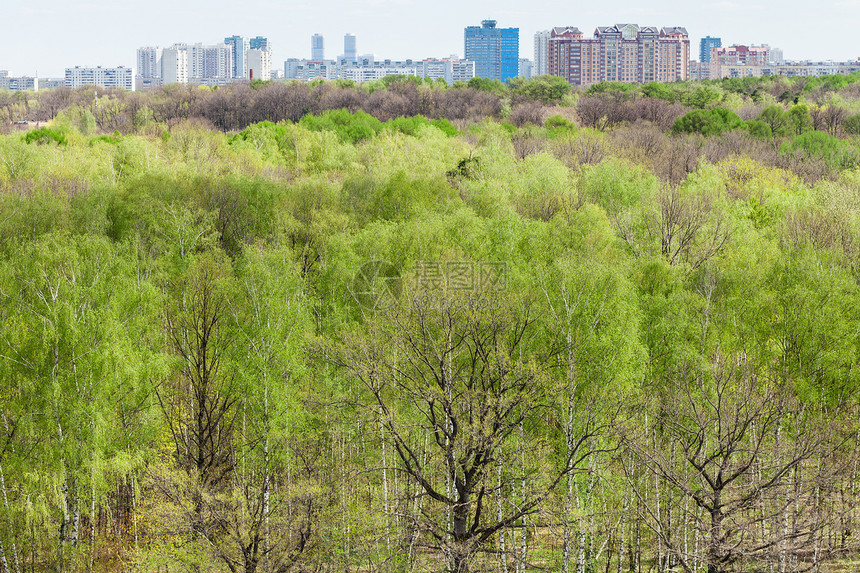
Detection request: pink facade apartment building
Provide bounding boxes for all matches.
[548,24,690,86]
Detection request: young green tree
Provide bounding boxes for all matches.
[0,233,160,572]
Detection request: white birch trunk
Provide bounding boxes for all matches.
[380,418,391,556]
[498,462,508,573]
[0,462,20,573]
[521,422,529,573]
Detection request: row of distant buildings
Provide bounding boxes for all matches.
[3,23,860,93]
[136,36,272,89]
[282,33,477,83]
[689,39,860,79]
[532,26,860,86]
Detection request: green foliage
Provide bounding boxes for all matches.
[23,126,69,146]
[508,74,572,104]
[384,114,457,137]
[682,84,723,109]
[843,114,860,136]
[545,114,576,132]
[781,130,857,169]
[380,74,421,88]
[745,120,773,139]
[757,105,792,136]
[2,79,860,573]
[640,81,682,103]
[788,104,813,135]
[585,81,636,96]
[340,170,458,225]
[672,107,744,136]
[299,109,382,143]
[467,76,506,94]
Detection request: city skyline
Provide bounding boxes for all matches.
[1,0,859,77]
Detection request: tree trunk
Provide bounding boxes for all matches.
[498,462,508,573]
[0,462,20,573]
[708,504,723,573]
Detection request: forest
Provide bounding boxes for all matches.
[1,72,860,573]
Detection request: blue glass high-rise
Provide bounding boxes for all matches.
[700,36,721,63]
[464,20,519,82]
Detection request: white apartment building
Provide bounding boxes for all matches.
[534,30,550,76]
[65,66,134,90]
[0,75,38,91]
[298,61,338,81]
[519,58,532,79]
[201,44,233,81]
[420,58,475,83]
[137,47,162,79]
[282,57,475,83]
[246,48,272,80]
[340,64,418,82]
[161,47,189,85]
[184,43,233,82]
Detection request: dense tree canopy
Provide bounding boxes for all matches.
[1,74,860,573]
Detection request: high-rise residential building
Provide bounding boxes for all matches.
[161,47,189,85]
[199,44,233,81]
[548,24,689,86]
[295,61,338,81]
[312,34,324,60]
[247,48,272,80]
[339,59,418,82]
[464,20,520,82]
[185,44,206,80]
[534,30,551,76]
[136,47,162,79]
[700,36,721,63]
[250,36,269,51]
[343,34,357,63]
[285,58,301,79]
[766,46,785,65]
[519,58,532,79]
[705,59,860,79]
[65,66,134,90]
[224,35,250,78]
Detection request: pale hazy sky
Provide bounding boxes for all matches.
[1,0,858,77]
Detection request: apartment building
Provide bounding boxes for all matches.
[548,24,689,86]
[0,75,38,91]
[421,58,476,83]
[65,66,134,90]
[246,48,272,80]
[700,36,721,63]
[534,30,551,76]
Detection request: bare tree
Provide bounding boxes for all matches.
[158,255,237,490]
[627,358,843,573]
[646,184,730,268]
[331,284,606,573]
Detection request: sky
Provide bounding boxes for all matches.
[1,0,859,78]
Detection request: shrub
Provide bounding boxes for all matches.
[673,108,744,136]
[23,127,68,146]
